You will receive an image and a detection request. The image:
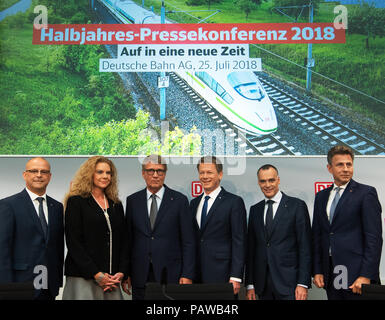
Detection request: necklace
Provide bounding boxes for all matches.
[91,193,113,274]
[91,193,108,214]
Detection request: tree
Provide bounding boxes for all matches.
[62,110,202,155]
[236,0,258,19]
[348,2,385,50]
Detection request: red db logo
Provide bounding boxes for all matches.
[315,182,333,194]
[191,181,203,197]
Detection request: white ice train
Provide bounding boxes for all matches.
[98,0,278,135]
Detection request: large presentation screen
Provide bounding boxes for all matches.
[0,0,384,156]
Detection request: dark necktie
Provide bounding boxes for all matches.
[36,197,48,239]
[150,194,158,230]
[265,199,274,236]
[200,196,210,229]
[329,187,341,222]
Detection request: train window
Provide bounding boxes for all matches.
[222,93,234,104]
[196,72,212,88]
[227,72,265,101]
[195,72,234,104]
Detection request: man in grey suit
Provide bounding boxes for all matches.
[245,164,312,300]
[0,157,64,300]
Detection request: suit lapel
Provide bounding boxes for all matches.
[267,193,287,240]
[254,201,267,240]
[46,196,56,243]
[331,180,356,224]
[21,189,46,239]
[192,194,203,231]
[153,185,171,230]
[201,187,225,233]
[139,188,152,234]
[319,186,332,225]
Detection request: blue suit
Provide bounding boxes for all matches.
[190,187,247,283]
[245,193,312,299]
[312,179,382,290]
[0,189,64,298]
[125,185,196,290]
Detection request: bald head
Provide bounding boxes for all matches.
[25,157,50,171]
[23,157,52,196]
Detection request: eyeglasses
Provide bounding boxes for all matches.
[144,169,166,176]
[25,169,51,175]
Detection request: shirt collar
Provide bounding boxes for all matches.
[25,187,47,202]
[333,180,350,191]
[203,185,222,200]
[147,185,165,200]
[264,190,282,204]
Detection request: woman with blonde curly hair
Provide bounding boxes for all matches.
[62,156,129,300]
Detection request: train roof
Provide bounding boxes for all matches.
[114,0,172,24]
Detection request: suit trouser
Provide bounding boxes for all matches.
[132,263,156,300]
[326,256,362,300]
[259,266,295,300]
[35,289,55,300]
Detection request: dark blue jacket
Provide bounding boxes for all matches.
[0,189,64,297]
[312,179,382,286]
[190,187,247,283]
[125,185,196,288]
[245,193,312,298]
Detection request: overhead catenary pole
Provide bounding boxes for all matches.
[306,0,313,91]
[160,0,166,120]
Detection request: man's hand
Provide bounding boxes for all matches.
[229,279,241,295]
[295,286,308,300]
[349,276,370,295]
[121,277,132,295]
[179,277,193,284]
[313,274,325,288]
[246,289,256,300]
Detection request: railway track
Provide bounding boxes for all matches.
[170,72,296,156]
[258,76,385,155]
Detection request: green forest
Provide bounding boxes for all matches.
[0,0,201,155]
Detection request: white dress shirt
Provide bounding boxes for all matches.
[326,181,349,220]
[146,186,165,217]
[25,187,49,224]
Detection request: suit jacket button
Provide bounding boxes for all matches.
[330,232,334,235]
[266,243,270,247]
[151,236,154,240]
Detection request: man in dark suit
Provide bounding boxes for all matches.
[190,156,247,296]
[312,145,382,300]
[122,155,195,300]
[0,157,64,300]
[245,164,312,300]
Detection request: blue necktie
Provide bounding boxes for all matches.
[329,187,341,222]
[200,196,210,229]
[36,197,48,239]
